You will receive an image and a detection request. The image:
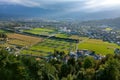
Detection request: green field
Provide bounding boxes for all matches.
[21,39,76,56]
[22,37,119,56]
[55,33,70,38]
[24,28,56,35]
[1,28,119,56]
[23,28,82,39]
[0,29,7,33]
[78,39,120,55]
[21,50,49,56]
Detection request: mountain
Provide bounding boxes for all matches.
[0,5,56,18]
[79,17,120,28]
[0,5,120,21]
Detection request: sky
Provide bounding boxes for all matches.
[1,0,120,12]
[0,0,120,20]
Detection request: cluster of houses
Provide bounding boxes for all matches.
[86,28,120,45]
[59,27,71,33]
[57,26,120,46]
[47,49,105,63]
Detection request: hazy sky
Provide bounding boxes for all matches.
[0,0,120,13]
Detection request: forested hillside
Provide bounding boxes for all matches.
[0,48,120,80]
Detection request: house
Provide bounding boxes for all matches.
[114,48,120,54]
[69,52,77,60]
[76,50,83,57]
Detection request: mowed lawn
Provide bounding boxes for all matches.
[24,28,56,35]
[78,39,120,55]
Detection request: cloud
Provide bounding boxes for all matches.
[0,0,82,6]
[64,0,120,13]
[0,0,120,12]
[0,0,41,7]
[84,0,120,12]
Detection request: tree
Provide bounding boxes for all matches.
[38,62,58,80]
[61,74,74,80]
[83,56,95,69]
[97,58,120,80]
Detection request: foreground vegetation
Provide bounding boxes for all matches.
[0,49,120,80]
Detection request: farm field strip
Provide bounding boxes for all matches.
[21,49,49,56]
[23,28,56,36]
[55,33,70,38]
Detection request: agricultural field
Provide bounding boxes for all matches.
[21,39,76,56]
[7,33,43,47]
[1,28,119,56]
[78,39,120,55]
[21,50,49,56]
[23,27,83,39]
[70,35,88,40]
[0,33,42,48]
[23,28,56,36]
[55,33,70,38]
